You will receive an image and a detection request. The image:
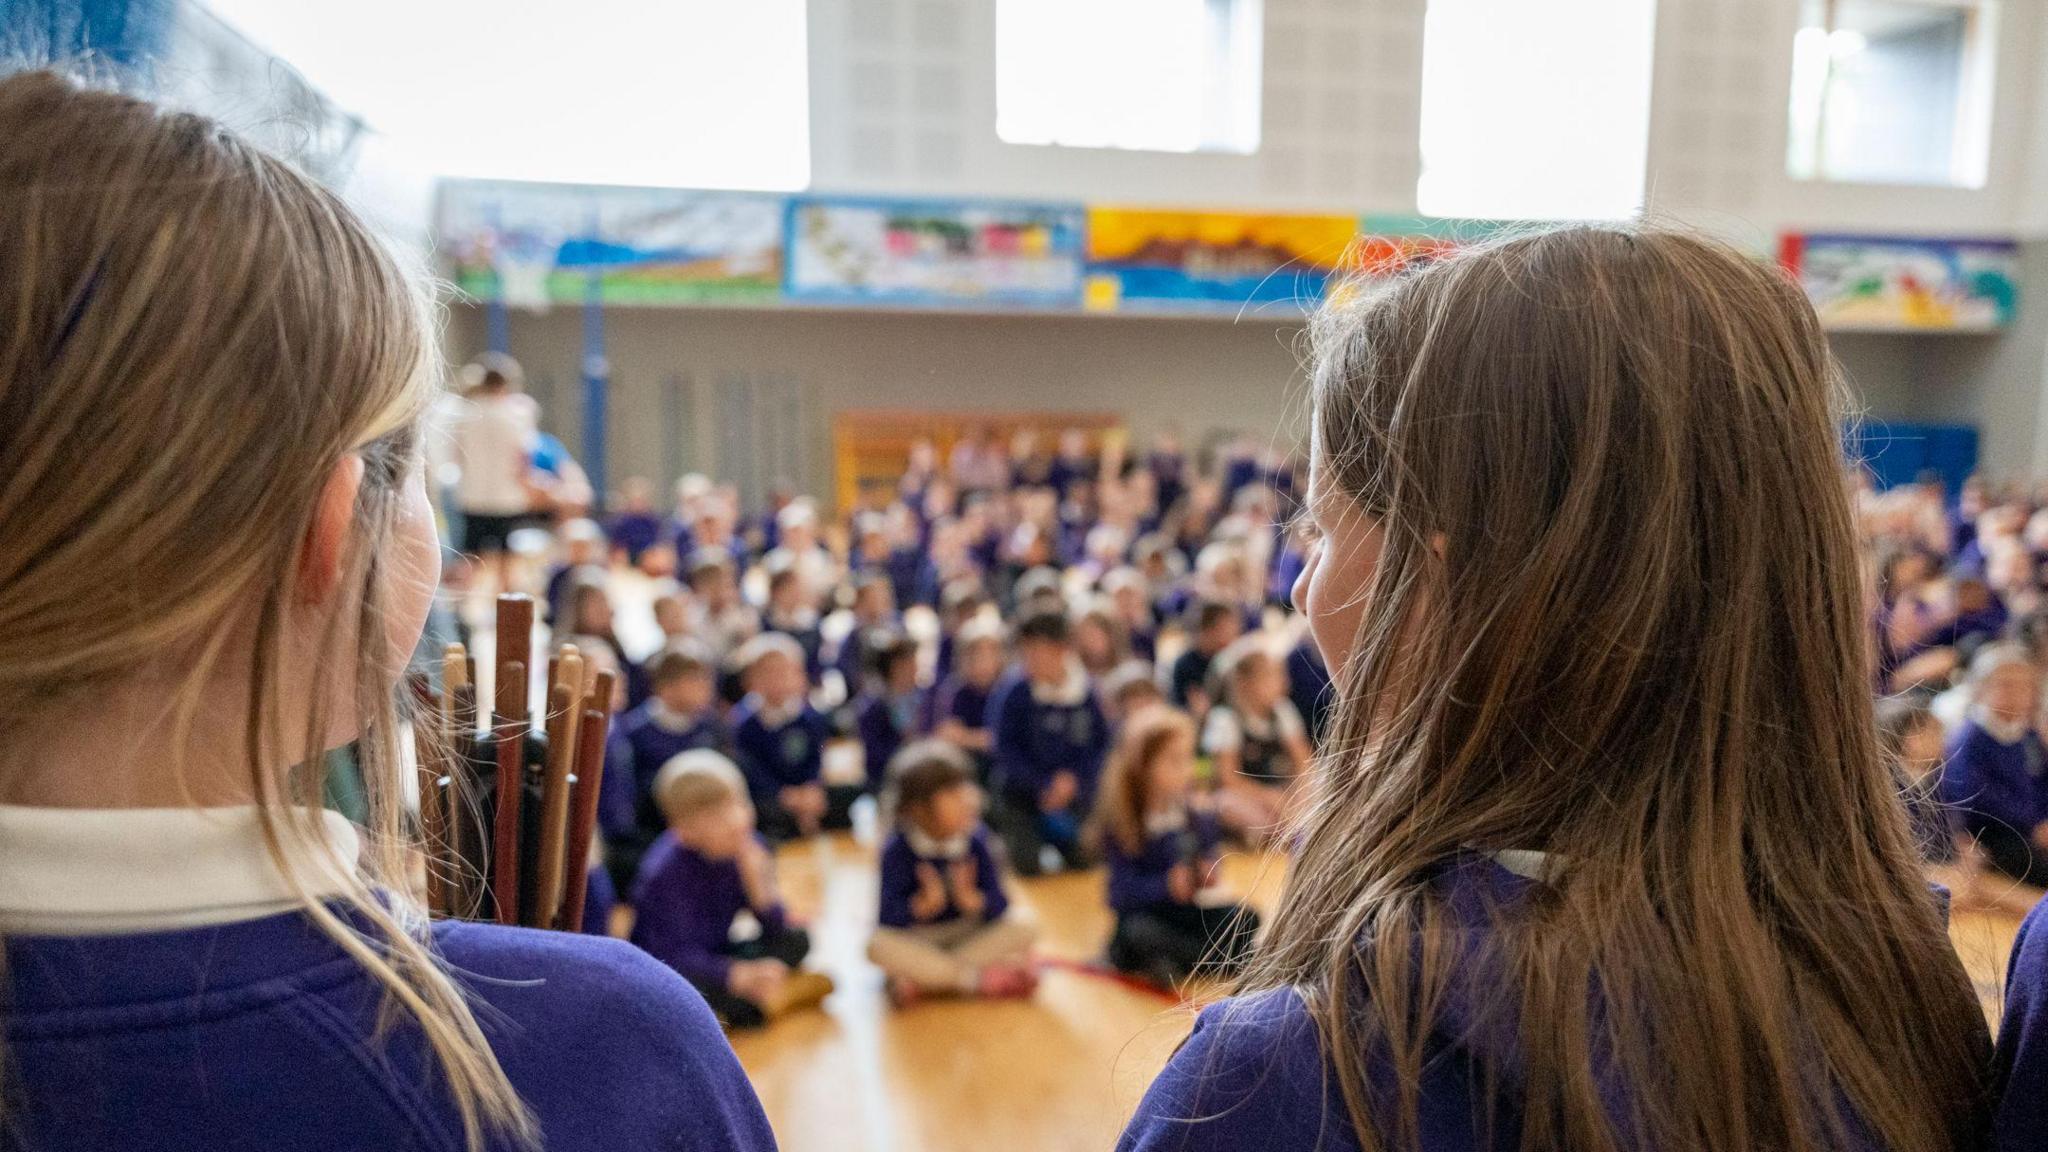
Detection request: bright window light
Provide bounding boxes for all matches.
[1417,0,1657,220]
[1786,0,1995,188]
[997,0,1261,155]
[198,0,810,190]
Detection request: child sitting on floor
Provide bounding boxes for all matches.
[988,604,1109,875]
[1201,636,1311,843]
[602,642,727,890]
[1166,597,1243,718]
[868,742,1040,1006]
[854,631,925,793]
[929,617,1005,777]
[730,633,841,841]
[1091,707,1260,988]
[1940,642,2048,884]
[629,751,834,1030]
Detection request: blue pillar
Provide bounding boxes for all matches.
[580,263,609,513]
[485,201,511,353]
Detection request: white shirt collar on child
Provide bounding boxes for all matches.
[0,804,360,936]
[648,699,701,733]
[1028,657,1091,707]
[1971,704,2032,747]
[904,826,972,860]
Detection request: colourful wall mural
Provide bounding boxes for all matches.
[1780,233,2019,332]
[1083,208,1359,312]
[437,180,785,308]
[782,196,1085,308]
[432,181,2022,333]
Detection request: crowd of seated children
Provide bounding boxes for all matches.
[489,422,1331,1013]
[628,751,835,1029]
[868,742,1041,1005]
[1091,707,1261,987]
[1861,472,2048,912]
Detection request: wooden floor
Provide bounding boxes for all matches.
[634,825,2032,1152]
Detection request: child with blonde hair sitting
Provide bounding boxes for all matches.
[630,751,833,1029]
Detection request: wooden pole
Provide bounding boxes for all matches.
[532,681,578,928]
[559,670,617,932]
[491,593,535,926]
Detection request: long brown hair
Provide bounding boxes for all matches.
[1090,706,1195,858]
[0,72,532,1148]
[1250,225,1988,1152]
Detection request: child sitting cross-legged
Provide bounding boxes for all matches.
[629,751,835,1030]
[868,741,1040,1007]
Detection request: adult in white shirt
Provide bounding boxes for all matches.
[450,353,541,592]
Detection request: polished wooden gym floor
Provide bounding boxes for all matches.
[619,828,2028,1152]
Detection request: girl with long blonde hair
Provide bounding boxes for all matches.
[1119,225,1990,1152]
[0,71,772,1152]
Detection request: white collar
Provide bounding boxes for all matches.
[750,695,804,728]
[1143,804,1189,836]
[1971,705,2032,746]
[905,825,972,860]
[648,699,704,733]
[1491,848,1555,881]
[0,805,360,936]
[1029,658,1091,706]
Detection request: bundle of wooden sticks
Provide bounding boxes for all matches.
[413,593,615,931]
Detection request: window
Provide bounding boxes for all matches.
[198,0,811,190]
[996,0,1261,155]
[1416,0,1657,221]
[1787,0,1996,188]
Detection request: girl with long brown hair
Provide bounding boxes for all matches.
[1090,706,1259,988]
[1118,225,1990,1152]
[0,71,772,1151]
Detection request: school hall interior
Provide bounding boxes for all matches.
[16,0,2048,1149]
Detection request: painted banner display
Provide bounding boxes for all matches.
[783,196,1086,307]
[1083,208,1358,312]
[431,180,2022,331]
[1780,233,2019,332]
[437,180,786,308]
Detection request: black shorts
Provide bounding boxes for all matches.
[459,512,526,555]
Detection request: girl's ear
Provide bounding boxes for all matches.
[298,454,365,605]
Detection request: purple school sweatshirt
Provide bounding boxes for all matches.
[601,699,726,839]
[986,667,1108,802]
[2,909,775,1151]
[1940,717,2048,841]
[1118,854,1894,1152]
[1104,807,1220,913]
[730,697,830,799]
[876,828,1009,929]
[855,689,923,788]
[629,830,787,991]
[1995,895,2048,1149]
